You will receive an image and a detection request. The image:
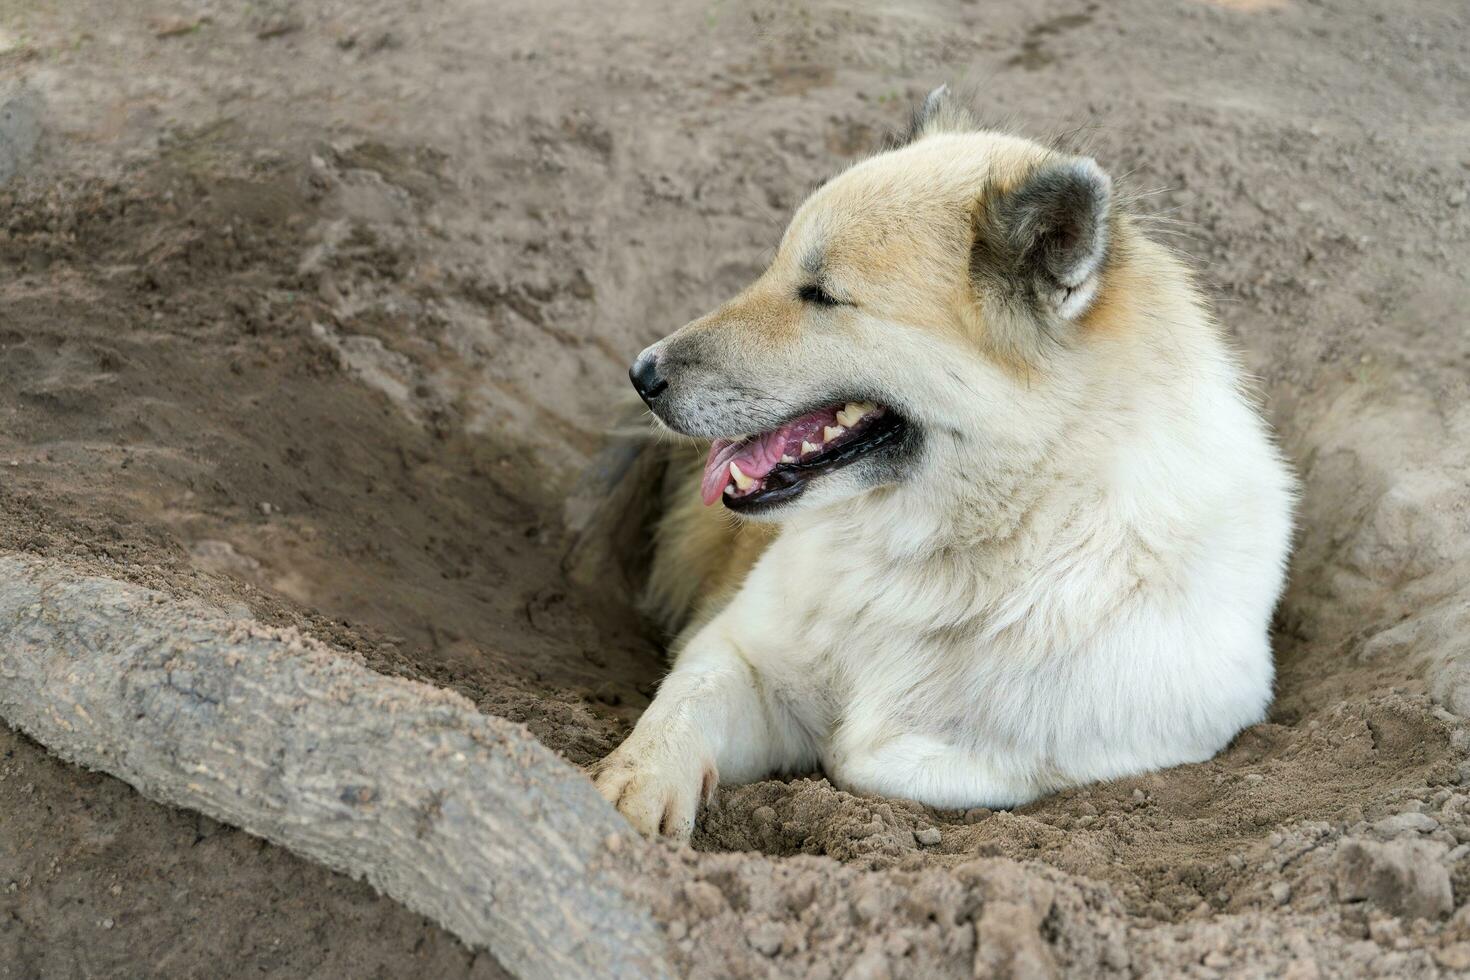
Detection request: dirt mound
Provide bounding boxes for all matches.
[2,0,1469,975]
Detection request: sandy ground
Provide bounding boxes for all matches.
[1,0,1469,975]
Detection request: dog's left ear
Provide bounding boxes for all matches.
[973,158,1113,322]
[893,84,974,146]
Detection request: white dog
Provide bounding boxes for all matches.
[593,89,1295,840]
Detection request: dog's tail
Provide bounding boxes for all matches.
[561,392,677,609]
[563,393,771,640]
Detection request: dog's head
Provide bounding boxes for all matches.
[631,88,1121,519]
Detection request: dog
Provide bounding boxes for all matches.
[592,88,1295,841]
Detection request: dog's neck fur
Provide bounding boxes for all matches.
[800,249,1220,600]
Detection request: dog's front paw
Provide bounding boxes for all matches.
[591,733,717,842]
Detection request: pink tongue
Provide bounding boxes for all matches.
[699,408,836,505]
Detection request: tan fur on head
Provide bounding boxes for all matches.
[640,92,1140,631]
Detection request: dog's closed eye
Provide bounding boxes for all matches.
[797,282,849,307]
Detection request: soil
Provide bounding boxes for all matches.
[1,0,1468,976]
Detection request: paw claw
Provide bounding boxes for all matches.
[590,736,713,842]
[592,765,634,807]
[700,766,719,807]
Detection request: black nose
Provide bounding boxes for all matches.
[629,352,668,404]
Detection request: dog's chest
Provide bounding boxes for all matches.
[743,532,1002,736]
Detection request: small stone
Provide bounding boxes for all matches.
[1436,943,1470,970]
[1449,188,1467,207]
[1369,916,1403,945]
[258,501,275,516]
[101,918,114,929]
[603,833,622,854]
[1132,788,1147,802]
[882,933,911,957]
[1203,950,1230,968]
[747,920,782,956]
[915,826,942,846]
[1333,837,1453,920]
[842,949,890,980]
[666,919,687,941]
[366,30,402,53]
[683,881,726,919]
[1228,853,1246,870]
[1283,958,1321,980]
[852,883,889,924]
[1271,881,1292,905]
[1375,812,1439,836]
[151,16,204,37]
[256,15,304,39]
[1244,773,1264,784]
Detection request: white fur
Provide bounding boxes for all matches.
[593,133,1296,841]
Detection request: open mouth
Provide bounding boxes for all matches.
[700,401,906,512]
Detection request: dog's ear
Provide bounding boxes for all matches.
[892,84,973,147]
[973,157,1113,322]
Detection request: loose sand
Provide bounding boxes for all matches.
[1,0,1468,975]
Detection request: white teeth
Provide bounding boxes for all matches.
[780,454,795,464]
[801,440,820,457]
[836,401,877,427]
[729,461,756,491]
[823,425,846,443]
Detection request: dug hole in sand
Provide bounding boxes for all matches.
[1,1,1469,977]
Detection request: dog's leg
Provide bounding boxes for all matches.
[831,733,1040,811]
[591,619,810,841]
